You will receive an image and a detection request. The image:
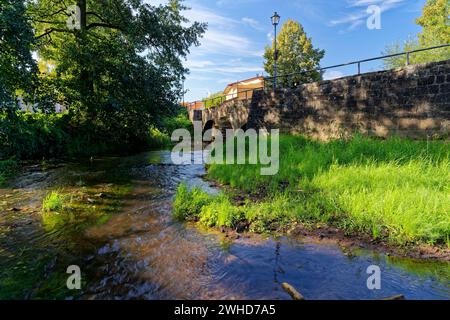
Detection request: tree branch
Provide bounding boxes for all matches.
[86,23,122,31]
[36,28,72,39]
[87,11,107,23]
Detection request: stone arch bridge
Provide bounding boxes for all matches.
[188,60,450,140]
[188,97,254,136]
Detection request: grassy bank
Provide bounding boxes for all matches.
[174,135,450,247]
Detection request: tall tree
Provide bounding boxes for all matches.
[384,0,450,69]
[28,0,206,145]
[263,19,325,87]
[0,0,37,112]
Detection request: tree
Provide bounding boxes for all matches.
[203,91,223,108]
[383,0,450,69]
[0,0,37,113]
[263,19,325,87]
[28,0,206,146]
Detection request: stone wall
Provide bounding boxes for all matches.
[203,98,251,131]
[247,60,450,140]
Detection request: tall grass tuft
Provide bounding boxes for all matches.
[42,191,67,213]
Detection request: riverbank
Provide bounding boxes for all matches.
[174,135,450,261]
[1,150,449,299]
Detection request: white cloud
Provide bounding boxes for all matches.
[323,70,345,80]
[241,17,263,31]
[186,57,263,74]
[184,59,214,69]
[330,0,406,30]
[195,29,261,57]
[176,1,267,101]
[183,4,239,30]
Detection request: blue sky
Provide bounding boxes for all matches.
[149,0,427,101]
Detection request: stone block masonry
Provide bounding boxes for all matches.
[246,59,450,140]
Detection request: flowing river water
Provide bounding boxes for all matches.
[0,151,449,300]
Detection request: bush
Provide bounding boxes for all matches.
[162,108,193,134]
[0,159,18,186]
[0,112,69,159]
[147,126,172,149]
[0,108,191,160]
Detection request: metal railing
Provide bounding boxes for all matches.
[185,44,450,110]
[264,43,450,89]
[200,87,264,109]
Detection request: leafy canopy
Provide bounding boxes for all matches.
[263,19,325,86]
[384,0,450,69]
[0,0,37,112]
[28,0,206,144]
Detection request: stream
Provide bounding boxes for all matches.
[0,150,449,300]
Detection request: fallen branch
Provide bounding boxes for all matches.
[381,294,405,300]
[281,282,305,300]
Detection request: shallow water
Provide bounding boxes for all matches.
[0,151,449,299]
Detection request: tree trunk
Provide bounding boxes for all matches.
[76,0,95,121]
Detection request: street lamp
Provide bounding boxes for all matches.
[271,12,280,90]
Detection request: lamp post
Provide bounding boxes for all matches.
[271,12,280,90]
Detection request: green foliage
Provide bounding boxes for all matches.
[206,135,450,245]
[26,0,205,147]
[383,0,450,69]
[42,191,67,213]
[0,158,18,186]
[173,183,212,221]
[416,0,450,48]
[0,111,69,159]
[263,19,325,86]
[161,107,193,134]
[199,195,242,228]
[202,91,224,108]
[148,126,171,149]
[0,0,38,111]
[0,108,192,160]
[312,159,450,243]
[173,184,243,228]
[1,1,202,160]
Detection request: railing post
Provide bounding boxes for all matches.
[357,62,361,75]
[406,52,410,66]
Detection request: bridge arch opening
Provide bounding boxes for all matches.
[203,120,214,133]
[203,120,215,141]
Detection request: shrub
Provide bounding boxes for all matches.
[0,159,18,186]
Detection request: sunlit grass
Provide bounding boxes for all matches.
[42,191,67,213]
[40,184,132,231]
[176,135,450,246]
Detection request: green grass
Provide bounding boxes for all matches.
[42,191,67,213]
[41,184,132,232]
[175,135,450,246]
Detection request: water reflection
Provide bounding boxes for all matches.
[0,150,448,300]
